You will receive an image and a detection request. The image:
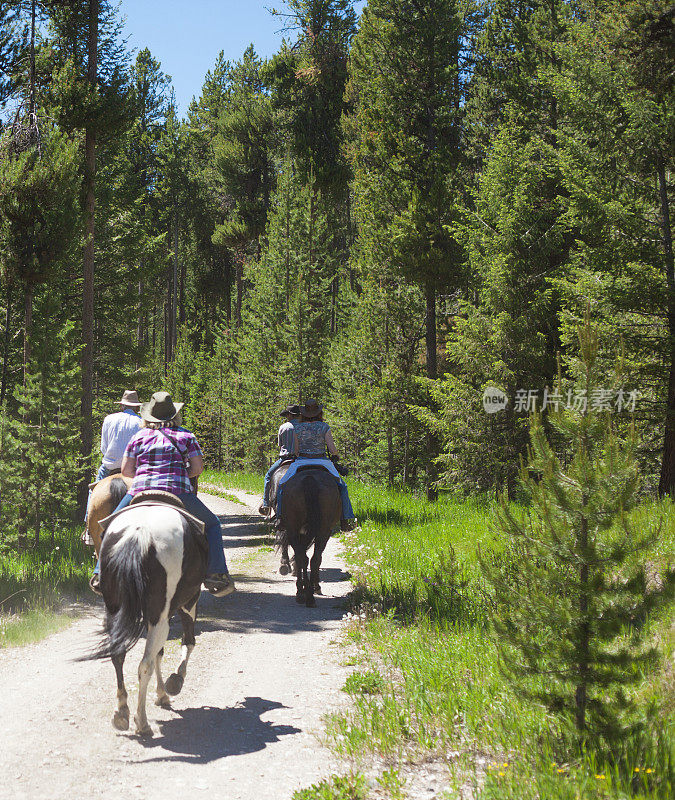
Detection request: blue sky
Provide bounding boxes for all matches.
[117,1,366,116]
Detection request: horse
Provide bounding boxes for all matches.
[272,466,341,607]
[81,494,208,736]
[86,473,132,554]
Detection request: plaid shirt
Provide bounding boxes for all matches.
[124,427,202,496]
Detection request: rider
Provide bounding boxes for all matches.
[83,390,142,544]
[259,403,301,517]
[90,392,234,598]
[277,400,356,531]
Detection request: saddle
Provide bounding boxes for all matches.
[98,496,205,541]
[129,490,185,509]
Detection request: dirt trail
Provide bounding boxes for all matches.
[0,491,353,800]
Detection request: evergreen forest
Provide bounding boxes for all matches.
[0,0,672,531]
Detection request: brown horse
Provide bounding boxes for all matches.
[86,474,132,554]
[273,466,341,607]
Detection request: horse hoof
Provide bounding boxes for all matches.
[112,710,129,731]
[134,718,153,737]
[155,694,172,708]
[295,593,304,604]
[165,673,184,696]
[313,585,323,595]
[306,596,316,608]
[279,561,291,575]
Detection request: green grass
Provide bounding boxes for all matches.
[292,773,368,800]
[203,469,263,495]
[0,525,93,647]
[329,484,675,799]
[0,607,74,647]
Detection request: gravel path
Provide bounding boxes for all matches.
[0,491,353,800]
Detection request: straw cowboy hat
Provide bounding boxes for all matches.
[118,389,141,408]
[302,400,323,419]
[280,404,302,417]
[140,391,184,423]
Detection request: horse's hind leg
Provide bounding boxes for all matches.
[135,617,169,736]
[111,651,129,731]
[154,647,171,708]
[310,540,326,598]
[279,542,291,575]
[294,548,308,604]
[166,595,198,696]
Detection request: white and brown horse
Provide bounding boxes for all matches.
[82,497,208,736]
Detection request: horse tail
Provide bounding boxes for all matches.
[301,473,321,547]
[80,528,151,661]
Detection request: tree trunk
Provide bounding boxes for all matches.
[179,238,186,327]
[403,417,410,488]
[658,153,675,496]
[172,213,179,352]
[136,277,143,371]
[23,284,33,386]
[386,416,395,487]
[235,257,243,327]
[78,0,98,516]
[1,283,12,406]
[575,514,590,736]
[425,279,438,501]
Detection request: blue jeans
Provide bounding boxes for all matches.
[94,491,227,575]
[263,458,285,506]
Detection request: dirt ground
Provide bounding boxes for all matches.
[0,490,354,800]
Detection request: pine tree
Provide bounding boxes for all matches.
[345,0,471,497]
[0,126,80,384]
[481,314,675,747]
[266,0,356,200]
[0,299,80,547]
[212,45,275,326]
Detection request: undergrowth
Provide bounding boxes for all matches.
[333,483,675,799]
[0,524,93,647]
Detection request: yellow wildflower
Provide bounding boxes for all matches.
[634,768,640,773]
[646,769,653,774]
[595,775,606,780]
[498,772,505,777]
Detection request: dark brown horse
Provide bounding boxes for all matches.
[272,465,341,607]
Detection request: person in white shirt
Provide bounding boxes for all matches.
[96,389,143,481]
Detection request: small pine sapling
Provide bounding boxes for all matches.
[481,315,675,750]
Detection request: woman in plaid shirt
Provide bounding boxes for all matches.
[91,392,234,598]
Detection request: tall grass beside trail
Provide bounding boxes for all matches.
[331,483,675,800]
[0,525,93,647]
[202,469,263,495]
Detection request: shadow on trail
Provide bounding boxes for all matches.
[136,696,300,764]
[164,583,346,640]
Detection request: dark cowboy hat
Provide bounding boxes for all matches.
[280,403,302,417]
[301,400,323,419]
[117,389,141,408]
[140,391,184,423]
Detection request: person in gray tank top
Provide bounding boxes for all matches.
[278,400,356,530]
[259,404,301,515]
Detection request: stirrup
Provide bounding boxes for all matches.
[89,573,102,596]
